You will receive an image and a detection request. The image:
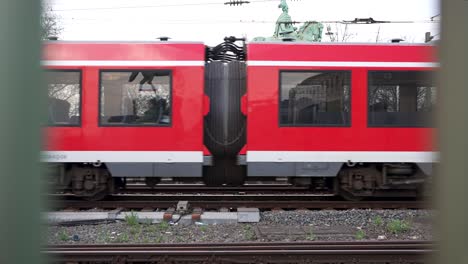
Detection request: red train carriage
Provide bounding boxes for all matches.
[243,42,437,199]
[42,41,207,199]
[42,38,437,200]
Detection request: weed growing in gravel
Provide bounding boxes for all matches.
[306,229,315,241]
[96,231,107,243]
[130,225,142,238]
[124,211,139,226]
[59,229,69,242]
[355,229,366,240]
[243,225,256,241]
[116,232,130,243]
[387,220,410,234]
[146,224,158,233]
[199,225,207,232]
[153,235,163,243]
[373,216,384,226]
[158,221,170,231]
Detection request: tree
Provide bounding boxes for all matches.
[40,2,62,40]
[325,24,356,42]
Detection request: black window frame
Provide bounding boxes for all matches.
[367,70,436,128]
[278,69,352,127]
[46,69,83,127]
[98,69,173,127]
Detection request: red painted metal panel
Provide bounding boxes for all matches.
[44,43,205,152]
[246,44,436,153]
[247,43,436,63]
[43,42,205,61]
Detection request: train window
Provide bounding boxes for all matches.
[99,70,171,126]
[280,71,351,126]
[46,70,81,126]
[368,71,436,127]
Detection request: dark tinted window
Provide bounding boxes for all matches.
[280,71,351,126]
[46,71,81,126]
[368,71,436,127]
[100,70,171,126]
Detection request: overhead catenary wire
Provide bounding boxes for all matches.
[57,17,440,24]
[48,0,440,28]
[224,0,250,5]
[51,0,279,12]
[47,1,438,45]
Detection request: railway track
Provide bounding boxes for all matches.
[116,184,313,194]
[51,194,426,210]
[44,241,433,263]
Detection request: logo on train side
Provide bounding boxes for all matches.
[41,153,67,161]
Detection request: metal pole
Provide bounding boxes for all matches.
[0,0,44,264]
[438,0,468,263]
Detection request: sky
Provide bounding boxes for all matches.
[46,0,440,45]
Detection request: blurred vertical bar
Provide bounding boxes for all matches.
[438,0,468,263]
[0,0,44,264]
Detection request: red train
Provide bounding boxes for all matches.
[43,38,437,200]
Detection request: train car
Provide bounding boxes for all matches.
[42,41,207,199]
[42,38,437,200]
[243,42,437,199]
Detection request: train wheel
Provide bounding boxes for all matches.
[70,165,113,200]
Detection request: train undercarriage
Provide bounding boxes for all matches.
[47,162,431,201]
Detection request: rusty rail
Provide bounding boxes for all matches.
[45,241,433,263]
[51,195,426,210]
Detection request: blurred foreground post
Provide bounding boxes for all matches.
[438,0,468,263]
[0,1,44,264]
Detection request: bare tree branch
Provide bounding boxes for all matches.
[41,2,62,40]
[375,26,381,43]
[325,23,356,42]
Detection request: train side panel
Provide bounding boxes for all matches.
[245,43,437,178]
[43,42,206,178]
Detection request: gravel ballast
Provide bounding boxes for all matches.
[47,209,433,244]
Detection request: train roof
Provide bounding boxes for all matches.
[43,40,205,45]
[43,41,206,66]
[44,39,434,46]
[246,41,435,47]
[247,42,437,64]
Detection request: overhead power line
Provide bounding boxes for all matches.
[342,18,391,24]
[59,17,440,25]
[52,0,277,12]
[224,0,250,5]
[430,14,440,21]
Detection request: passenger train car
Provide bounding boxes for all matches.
[42,38,437,200]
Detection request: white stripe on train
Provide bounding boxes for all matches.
[247,61,439,68]
[41,60,205,67]
[247,151,438,163]
[41,151,203,163]
[42,150,438,163]
[42,61,438,68]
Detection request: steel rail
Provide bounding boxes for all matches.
[52,197,426,210]
[51,185,327,196]
[45,241,433,263]
[122,184,309,191]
